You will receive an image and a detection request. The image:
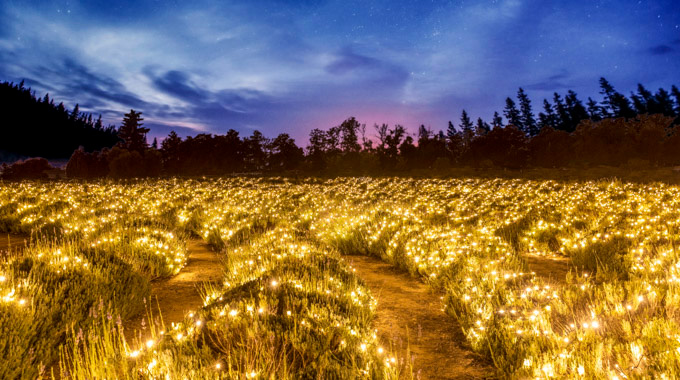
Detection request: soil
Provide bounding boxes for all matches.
[524,254,571,284]
[345,255,494,380]
[0,233,29,257]
[123,239,223,342]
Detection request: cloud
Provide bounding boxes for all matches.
[325,48,380,75]
[149,70,207,104]
[143,122,207,139]
[143,67,291,132]
[324,47,410,92]
[26,59,150,110]
[2,0,679,145]
[525,71,572,91]
[648,44,674,55]
[548,71,570,81]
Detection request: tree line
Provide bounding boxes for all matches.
[3,77,680,179]
[0,81,119,159]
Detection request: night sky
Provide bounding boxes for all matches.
[1,0,679,142]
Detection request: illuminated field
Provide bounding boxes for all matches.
[2,177,680,379]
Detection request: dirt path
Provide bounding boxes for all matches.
[0,233,28,257]
[345,255,494,380]
[124,239,223,342]
[525,254,571,284]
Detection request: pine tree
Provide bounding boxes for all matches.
[540,99,556,128]
[599,77,616,111]
[151,137,158,149]
[446,121,457,139]
[446,120,463,157]
[586,97,603,121]
[160,131,182,172]
[70,104,80,121]
[553,93,570,131]
[475,117,490,136]
[635,84,656,114]
[119,109,149,152]
[418,124,432,144]
[0,81,119,158]
[672,85,680,116]
[503,97,521,128]
[538,102,550,130]
[94,115,103,130]
[459,110,474,145]
[599,77,635,118]
[538,112,547,129]
[491,111,504,128]
[459,110,473,132]
[630,93,646,114]
[565,90,589,131]
[654,88,675,117]
[517,88,537,136]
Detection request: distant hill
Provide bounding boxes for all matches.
[0,81,119,159]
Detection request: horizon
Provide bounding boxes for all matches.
[1,0,679,143]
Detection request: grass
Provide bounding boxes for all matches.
[2,177,680,378]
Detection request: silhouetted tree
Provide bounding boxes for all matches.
[517,88,538,136]
[459,110,474,145]
[631,84,654,114]
[118,109,149,152]
[399,136,417,169]
[586,97,604,121]
[446,121,457,140]
[70,104,80,122]
[599,77,635,118]
[359,123,373,151]
[654,88,675,117]
[564,91,589,132]
[492,112,504,128]
[672,85,680,116]
[306,128,328,171]
[528,127,573,167]
[465,125,528,168]
[160,131,182,174]
[268,133,304,170]
[376,124,406,169]
[1,158,53,180]
[66,148,109,178]
[0,81,119,158]
[339,117,362,153]
[446,121,464,162]
[503,97,521,128]
[412,125,448,168]
[539,99,557,129]
[215,129,244,173]
[553,93,570,131]
[243,130,268,171]
[475,118,490,136]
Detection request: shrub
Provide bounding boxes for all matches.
[570,236,633,281]
[106,147,162,178]
[0,157,52,180]
[66,148,109,178]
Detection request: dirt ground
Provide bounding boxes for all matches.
[345,255,494,380]
[524,254,571,284]
[124,239,223,342]
[0,233,28,257]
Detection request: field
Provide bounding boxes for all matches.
[2,177,680,379]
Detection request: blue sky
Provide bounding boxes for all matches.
[1,0,679,143]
